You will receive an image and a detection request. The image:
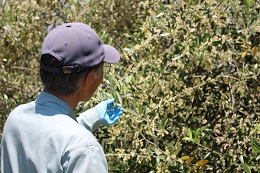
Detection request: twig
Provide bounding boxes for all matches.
[11,66,36,72]
[241,128,257,148]
[139,131,183,163]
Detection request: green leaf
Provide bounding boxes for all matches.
[156,155,165,164]
[251,137,260,153]
[204,152,211,159]
[156,155,160,164]
[182,137,189,141]
[241,164,251,173]
[116,91,123,106]
[194,128,201,138]
[167,145,175,155]
[163,118,169,128]
[246,0,254,7]
[256,155,260,161]
[182,137,192,141]
[188,128,193,138]
[255,125,260,131]
[180,156,189,161]
[151,135,159,146]
[172,147,182,157]
[182,137,194,142]
[239,155,244,164]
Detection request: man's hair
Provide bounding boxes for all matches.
[40,54,99,96]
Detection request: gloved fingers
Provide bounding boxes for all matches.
[103,98,114,105]
[110,116,119,124]
[105,98,115,111]
[107,104,113,111]
[114,107,123,116]
[108,108,123,119]
[107,114,120,124]
[107,104,121,112]
[107,106,122,114]
[109,112,120,120]
[102,114,117,125]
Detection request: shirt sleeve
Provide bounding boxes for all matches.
[61,145,108,173]
[77,108,102,133]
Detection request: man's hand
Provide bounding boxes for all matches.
[94,98,123,126]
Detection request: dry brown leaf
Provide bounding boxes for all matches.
[196,160,208,166]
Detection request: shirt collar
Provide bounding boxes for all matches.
[35,91,77,121]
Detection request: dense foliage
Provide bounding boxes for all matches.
[0,0,259,172]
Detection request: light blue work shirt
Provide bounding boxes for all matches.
[1,91,108,173]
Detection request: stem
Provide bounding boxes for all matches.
[139,132,183,163]
[242,128,257,148]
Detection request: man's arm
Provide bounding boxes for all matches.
[77,108,101,133]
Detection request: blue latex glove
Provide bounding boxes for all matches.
[94,98,123,126]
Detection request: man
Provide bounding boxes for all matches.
[1,22,122,173]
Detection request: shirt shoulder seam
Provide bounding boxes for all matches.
[62,144,103,157]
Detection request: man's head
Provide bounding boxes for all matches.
[40,22,120,98]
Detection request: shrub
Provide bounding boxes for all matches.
[0,0,259,172]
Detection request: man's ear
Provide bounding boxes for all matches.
[93,69,101,79]
[83,70,94,87]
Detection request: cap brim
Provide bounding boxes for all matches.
[103,45,120,64]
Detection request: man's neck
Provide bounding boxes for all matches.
[43,88,79,110]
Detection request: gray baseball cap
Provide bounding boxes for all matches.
[40,22,120,73]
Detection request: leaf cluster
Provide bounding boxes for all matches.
[0,0,259,172]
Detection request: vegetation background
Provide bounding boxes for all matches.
[0,0,259,172]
